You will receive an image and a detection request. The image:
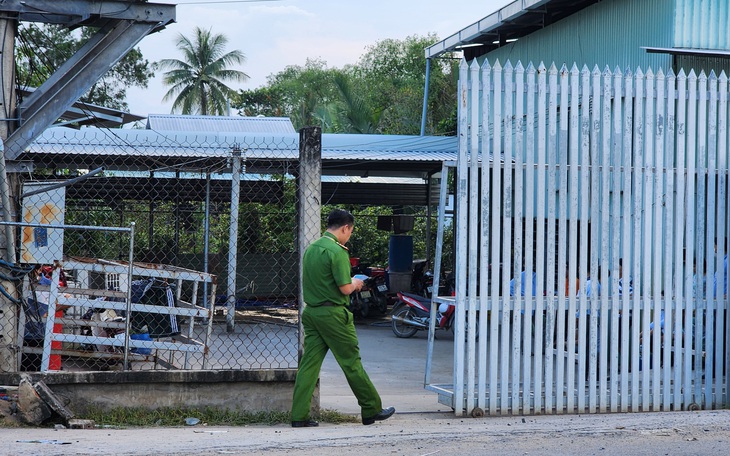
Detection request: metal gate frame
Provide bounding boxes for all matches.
[426,59,730,416]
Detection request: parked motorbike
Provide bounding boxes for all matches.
[348,268,389,318]
[391,271,465,338]
[391,291,456,338]
[410,260,432,297]
[411,260,455,298]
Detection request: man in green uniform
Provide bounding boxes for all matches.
[291,209,395,427]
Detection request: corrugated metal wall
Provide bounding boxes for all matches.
[675,0,730,49]
[677,55,730,77]
[480,0,673,71]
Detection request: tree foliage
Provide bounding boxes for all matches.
[236,59,341,128]
[156,27,249,115]
[330,72,383,134]
[232,34,458,135]
[16,24,153,112]
[355,35,456,135]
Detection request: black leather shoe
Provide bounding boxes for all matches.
[291,419,319,428]
[362,407,395,425]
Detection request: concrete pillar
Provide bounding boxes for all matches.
[226,147,242,333]
[297,126,322,356]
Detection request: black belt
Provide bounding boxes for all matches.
[316,301,339,307]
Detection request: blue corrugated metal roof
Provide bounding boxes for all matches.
[146,114,296,134]
[24,128,457,177]
[322,134,456,162]
[29,128,456,160]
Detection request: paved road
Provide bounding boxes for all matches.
[3,320,730,455]
[4,407,730,455]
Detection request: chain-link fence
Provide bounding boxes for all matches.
[0,126,305,372]
[0,124,450,374]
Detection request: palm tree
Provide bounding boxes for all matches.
[157,27,249,115]
[332,73,383,134]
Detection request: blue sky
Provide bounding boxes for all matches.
[126,0,512,116]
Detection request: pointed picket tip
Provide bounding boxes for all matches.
[459,58,469,71]
[656,67,665,79]
[538,61,547,72]
[666,67,676,79]
[688,68,697,80]
[549,62,558,74]
[635,67,644,78]
[481,59,492,71]
[570,63,580,74]
[494,59,503,71]
[645,67,654,78]
[515,61,525,72]
[613,65,623,77]
[504,60,514,71]
[603,65,612,77]
[581,64,591,74]
[677,68,687,79]
[709,69,718,81]
[469,58,481,71]
[526,61,536,73]
[592,64,601,76]
[698,70,708,81]
[720,71,728,83]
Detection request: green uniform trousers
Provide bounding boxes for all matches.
[291,304,382,421]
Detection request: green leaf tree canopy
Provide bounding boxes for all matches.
[354,33,458,136]
[157,27,249,115]
[232,34,457,136]
[236,58,342,129]
[330,72,383,134]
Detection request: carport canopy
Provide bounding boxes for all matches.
[19,122,458,206]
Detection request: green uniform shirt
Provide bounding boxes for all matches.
[302,232,351,306]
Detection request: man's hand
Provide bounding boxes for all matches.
[339,277,365,296]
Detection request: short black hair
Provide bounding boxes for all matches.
[327,209,355,229]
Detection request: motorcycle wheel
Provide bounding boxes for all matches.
[374,294,388,314]
[377,300,388,314]
[392,306,419,338]
[348,294,361,317]
[359,299,370,318]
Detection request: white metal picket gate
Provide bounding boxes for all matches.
[428,59,730,416]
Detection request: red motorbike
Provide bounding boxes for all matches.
[391,291,456,338]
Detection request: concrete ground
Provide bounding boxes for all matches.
[319,318,456,415]
[2,319,730,455]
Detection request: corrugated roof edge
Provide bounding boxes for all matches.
[145,114,296,134]
[27,127,457,161]
[426,0,552,59]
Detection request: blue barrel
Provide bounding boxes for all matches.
[388,235,413,272]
